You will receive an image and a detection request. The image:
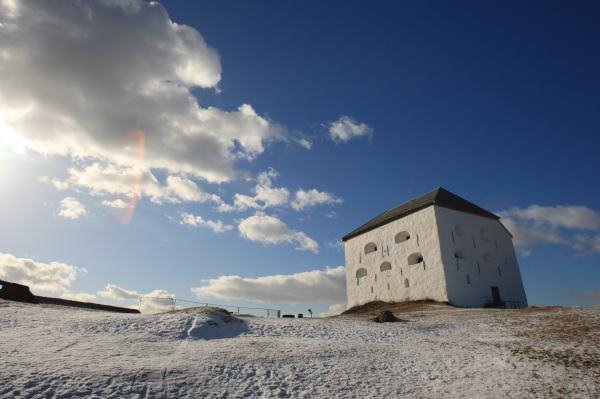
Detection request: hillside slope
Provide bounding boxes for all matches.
[0,299,598,398]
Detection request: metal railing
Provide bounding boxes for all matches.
[138,296,281,317]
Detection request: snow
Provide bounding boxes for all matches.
[1,299,598,398]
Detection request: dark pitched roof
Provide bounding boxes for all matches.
[341,187,500,241]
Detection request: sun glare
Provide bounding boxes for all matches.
[111,129,145,225]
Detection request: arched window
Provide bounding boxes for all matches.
[394,231,410,244]
[483,254,493,263]
[480,229,489,241]
[407,252,423,265]
[380,261,392,272]
[356,268,367,278]
[355,268,367,286]
[364,242,377,255]
[455,224,465,236]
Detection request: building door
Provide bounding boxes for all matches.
[491,286,501,303]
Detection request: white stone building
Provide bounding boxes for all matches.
[342,188,527,309]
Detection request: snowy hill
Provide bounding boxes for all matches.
[0,299,598,398]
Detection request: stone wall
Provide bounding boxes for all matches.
[344,206,448,308]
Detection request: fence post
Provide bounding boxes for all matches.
[172,298,176,311]
[237,307,240,315]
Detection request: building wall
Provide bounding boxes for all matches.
[434,206,528,308]
[344,206,448,309]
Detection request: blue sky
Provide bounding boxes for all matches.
[1,0,599,314]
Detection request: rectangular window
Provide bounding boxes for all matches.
[417,234,420,246]
[456,257,460,270]
[423,261,426,271]
[477,262,480,274]
[374,274,377,282]
[498,266,502,276]
[371,286,373,293]
[472,237,476,248]
[357,278,359,286]
[451,230,455,243]
[400,268,403,276]
[466,274,471,284]
[387,283,390,290]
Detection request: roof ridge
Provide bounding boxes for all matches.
[341,187,499,241]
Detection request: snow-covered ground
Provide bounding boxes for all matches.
[1,299,598,398]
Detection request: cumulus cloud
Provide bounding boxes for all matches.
[328,115,372,142]
[192,266,346,304]
[179,212,233,234]
[0,0,284,183]
[98,284,142,301]
[98,283,175,313]
[217,168,289,212]
[238,212,319,253]
[0,251,83,294]
[504,205,600,231]
[499,205,600,255]
[45,163,223,205]
[291,189,342,211]
[318,303,346,317]
[217,168,342,214]
[57,197,87,219]
[61,291,96,302]
[295,138,313,149]
[101,198,128,209]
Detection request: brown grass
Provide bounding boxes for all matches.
[508,309,600,379]
[337,300,450,318]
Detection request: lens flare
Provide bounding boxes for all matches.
[113,129,145,225]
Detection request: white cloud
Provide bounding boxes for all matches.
[0,0,284,183]
[98,284,141,301]
[504,205,600,231]
[318,303,346,317]
[238,212,319,253]
[217,168,289,212]
[97,283,175,313]
[328,115,372,142]
[57,197,87,220]
[46,163,223,206]
[291,189,342,211]
[218,168,342,214]
[295,138,312,149]
[499,205,600,255]
[0,251,83,294]
[179,212,233,234]
[61,291,96,302]
[102,198,128,209]
[192,266,346,304]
